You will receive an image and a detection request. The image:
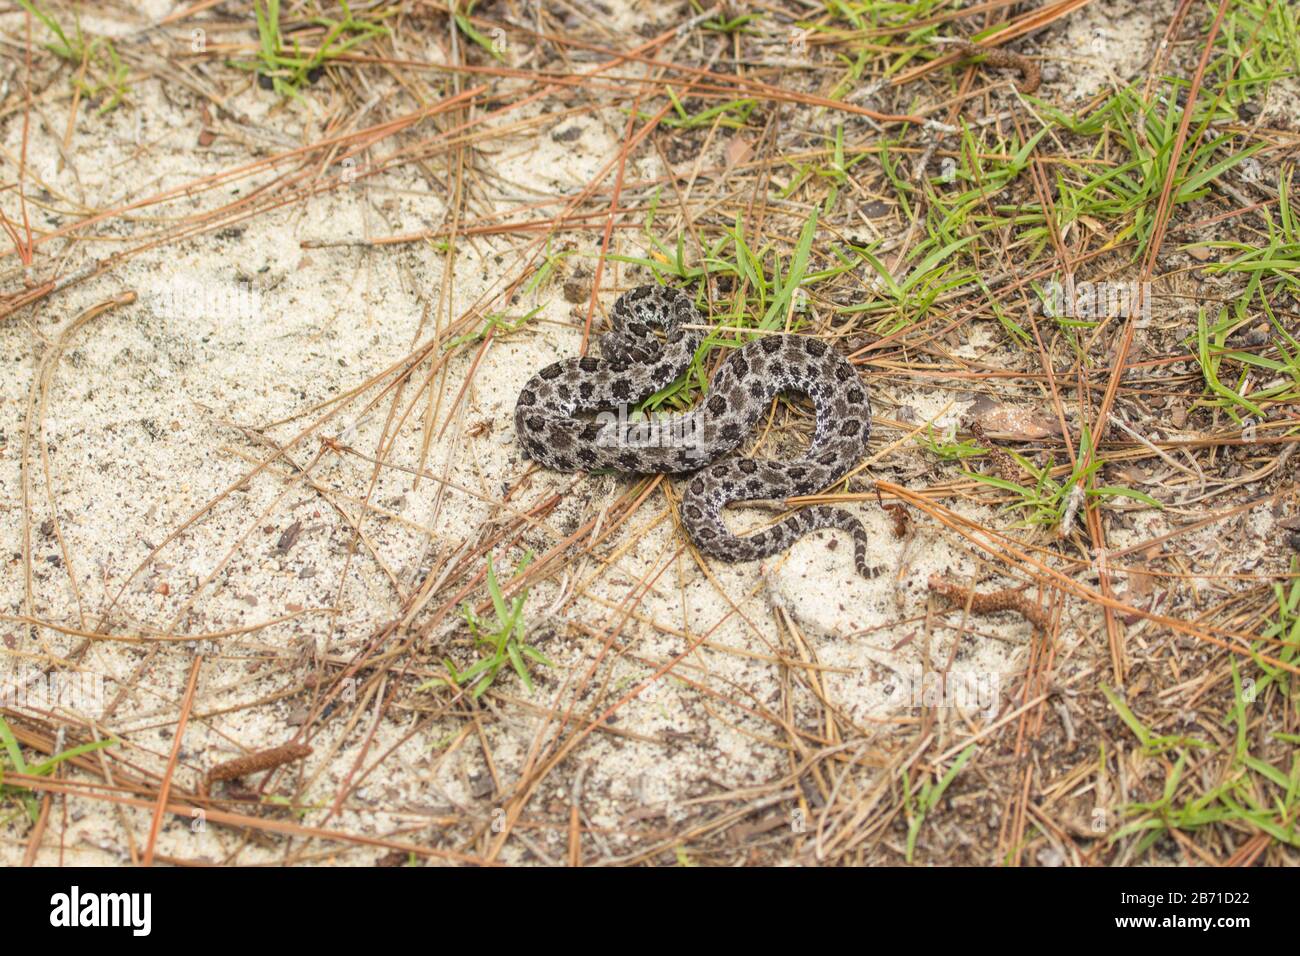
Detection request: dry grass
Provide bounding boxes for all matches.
[1,0,1299,866]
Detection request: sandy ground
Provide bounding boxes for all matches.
[1,0,1297,866]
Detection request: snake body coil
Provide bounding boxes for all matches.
[515,285,875,577]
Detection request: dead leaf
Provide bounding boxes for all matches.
[198,103,216,147]
[275,520,302,555]
[1122,568,1155,601]
[725,135,753,168]
[970,397,1060,440]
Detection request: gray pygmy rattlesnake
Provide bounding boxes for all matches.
[514,284,876,577]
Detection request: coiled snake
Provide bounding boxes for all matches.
[514,285,875,577]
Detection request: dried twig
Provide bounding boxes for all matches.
[928,574,1051,631]
[951,39,1041,94]
[971,421,1022,483]
[206,743,313,787]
